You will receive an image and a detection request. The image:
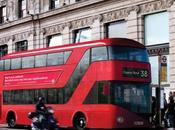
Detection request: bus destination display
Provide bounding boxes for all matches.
[122,67,149,78]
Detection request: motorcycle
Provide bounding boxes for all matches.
[28,106,59,130]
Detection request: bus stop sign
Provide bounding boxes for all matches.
[161,55,167,65]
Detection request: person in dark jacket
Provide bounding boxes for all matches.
[36,97,47,115]
[35,97,47,129]
[152,96,157,126]
[167,97,175,127]
[161,93,168,127]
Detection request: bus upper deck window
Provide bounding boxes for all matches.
[22,56,34,69]
[64,51,71,63]
[0,60,4,70]
[4,59,10,70]
[11,58,22,70]
[35,54,47,67]
[91,46,108,62]
[47,52,63,66]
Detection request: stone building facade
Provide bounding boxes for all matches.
[0,0,175,94]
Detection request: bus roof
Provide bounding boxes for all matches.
[1,38,145,59]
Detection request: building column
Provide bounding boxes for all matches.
[42,0,50,12]
[34,0,40,14]
[27,33,34,50]
[127,10,138,41]
[63,25,70,44]
[39,29,45,48]
[91,15,102,40]
[7,39,13,54]
[40,0,44,13]
[69,25,74,44]
[137,16,144,44]
[169,2,175,90]
[33,17,43,49]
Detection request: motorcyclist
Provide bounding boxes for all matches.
[35,97,47,128]
[28,97,58,130]
[36,97,47,114]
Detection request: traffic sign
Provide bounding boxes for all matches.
[161,55,167,64]
[160,55,167,82]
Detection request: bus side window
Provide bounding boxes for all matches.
[47,89,57,104]
[11,58,22,70]
[47,52,63,66]
[64,51,71,64]
[35,54,47,67]
[15,90,23,104]
[98,82,110,104]
[91,46,108,62]
[57,89,64,104]
[0,60,4,70]
[35,89,47,103]
[3,91,11,104]
[4,59,10,70]
[57,52,64,65]
[23,89,35,104]
[22,56,34,69]
[84,82,98,104]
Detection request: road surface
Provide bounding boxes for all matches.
[1,124,175,130]
[0,124,29,130]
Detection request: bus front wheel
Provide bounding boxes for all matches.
[73,113,87,130]
[7,113,16,128]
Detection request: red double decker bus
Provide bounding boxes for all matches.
[0,38,151,129]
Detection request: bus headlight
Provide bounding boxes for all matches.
[117,116,124,123]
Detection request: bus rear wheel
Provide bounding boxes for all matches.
[74,114,87,130]
[7,114,16,128]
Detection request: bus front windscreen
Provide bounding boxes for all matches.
[108,46,149,62]
[111,82,151,114]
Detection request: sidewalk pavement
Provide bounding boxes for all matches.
[0,124,7,127]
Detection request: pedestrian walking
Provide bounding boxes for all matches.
[161,93,168,127]
[166,97,175,127]
[169,91,173,101]
[152,96,157,126]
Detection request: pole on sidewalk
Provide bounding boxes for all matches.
[156,52,162,128]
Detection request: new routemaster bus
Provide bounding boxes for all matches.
[0,38,151,129]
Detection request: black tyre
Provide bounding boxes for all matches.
[74,116,86,130]
[7,116,16,128]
